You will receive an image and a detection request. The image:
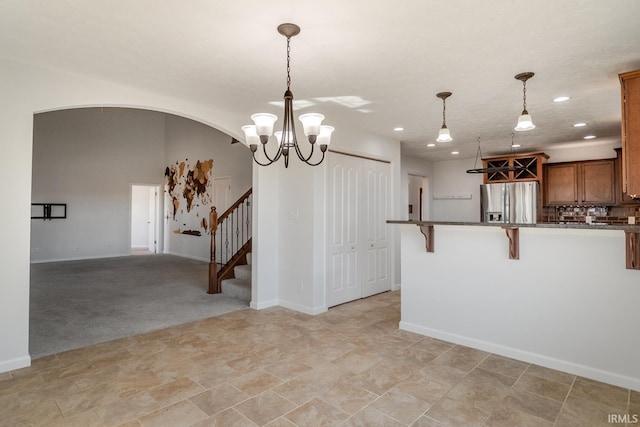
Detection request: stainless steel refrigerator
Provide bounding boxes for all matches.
[480,181,539,224]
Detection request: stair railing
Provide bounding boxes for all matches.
[208,188,252,294]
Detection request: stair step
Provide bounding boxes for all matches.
[246,252,252,265]
[234,264,252,281]
[221,278,251,302]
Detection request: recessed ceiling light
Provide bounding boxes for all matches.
[394,127,404,132]
[512,144,521,148]
[451,151,459,155]
[584,135,596,139]
[553,96,570,103]
[573,122,587,127]
[427,143,436,147]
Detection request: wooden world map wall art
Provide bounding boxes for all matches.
[165,159,214,237]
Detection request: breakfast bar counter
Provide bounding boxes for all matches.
[389,220,640,391]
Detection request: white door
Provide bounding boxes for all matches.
[327,153,391,307]
[131,184,160,253]
[327,154,360,306]
[362,161,391,297]
[147,187,158,253]
[213,177,230,213]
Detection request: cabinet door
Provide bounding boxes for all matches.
[621,70,640,196]
[545,164,578,205]
[581,160,615,204]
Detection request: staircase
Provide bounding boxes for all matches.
[221,252,252,302]
[208,188,252,301]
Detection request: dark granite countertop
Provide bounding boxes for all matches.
[387,220,640,231]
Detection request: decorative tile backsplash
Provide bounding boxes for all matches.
[542,205,640,224]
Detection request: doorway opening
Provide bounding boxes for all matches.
[130,184,161,255]
[408,174,429,221]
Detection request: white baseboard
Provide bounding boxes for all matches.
[392,282,401,291]
[30,253,130,264]
[0,355,31,374]
[399,321,640,392]
[249,298,327,315]
[163,251,209,263]
[278,299,327,315]
[250,299,279,310]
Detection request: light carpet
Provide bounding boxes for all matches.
[29,254,249,358]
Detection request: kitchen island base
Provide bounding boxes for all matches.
[395,222,640,391]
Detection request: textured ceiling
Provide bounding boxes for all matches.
[2,0,640,161]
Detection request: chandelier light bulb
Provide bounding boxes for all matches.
[251,113,278,142]
[436,126,452,142]
[241,125,260,151]
[317,125,334,151]
[299,113,325,141]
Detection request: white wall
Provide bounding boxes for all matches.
[163,114,252,261]
[401,153,433,221]
[431,157,484,222]
[544,137,620,163]
[31,108,252,263]
[399,224,640,391]
[31,108,166,262]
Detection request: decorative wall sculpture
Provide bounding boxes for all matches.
[165,159,214,236]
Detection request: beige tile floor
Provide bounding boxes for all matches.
[1,291,638,426]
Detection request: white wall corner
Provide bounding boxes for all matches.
[278,299,328,316]
[250,299,279,310]
[0,355,31,374]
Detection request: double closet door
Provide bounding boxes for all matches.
[327,152,391,307]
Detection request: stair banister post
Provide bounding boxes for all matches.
[208,206,220,294]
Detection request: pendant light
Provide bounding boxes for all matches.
[466,133,525,174]
[514,72,535,131]
[436,92,453,142]
[242,23,334,168]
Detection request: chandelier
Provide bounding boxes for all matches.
[242,23,334,168]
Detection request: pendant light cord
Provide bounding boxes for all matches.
[441,97,447,127]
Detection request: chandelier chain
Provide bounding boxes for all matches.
[522,81,527,111]
[442,97,447,126]
[286,36,291,90]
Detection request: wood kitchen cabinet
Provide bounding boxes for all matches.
[482,152,548,184]
[615,148,640,204]
[544,159,615,205]
[619,70,640,198]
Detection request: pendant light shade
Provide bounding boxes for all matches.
[515,112,535,131]
[514,72,536,132]
[435,92,453,142]
[243,23,334,167]
[317,125,335,148]
[437,126,452,143]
